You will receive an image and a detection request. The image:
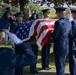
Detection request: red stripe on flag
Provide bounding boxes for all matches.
[38,25,54,38]
[34,20,40,35]
[34,20,55,35]
[40,30,51,47]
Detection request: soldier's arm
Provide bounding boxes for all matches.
[51,21,59,40]
[10,43,36,68]
[72,21,76,37]
[10,22,17,33]
[69,22,72,38]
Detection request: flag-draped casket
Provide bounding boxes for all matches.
[16,19,57,49]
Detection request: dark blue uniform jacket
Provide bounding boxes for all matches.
[51,17,72,55]
[70,18,76,50]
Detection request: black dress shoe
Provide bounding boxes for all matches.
[30,71,38,74]
[42,67,51,70]
[45,67,51,70]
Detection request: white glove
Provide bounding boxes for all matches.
[4,30,22,44]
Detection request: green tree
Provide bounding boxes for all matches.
[19,0,30,21]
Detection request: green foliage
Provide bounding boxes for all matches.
[29,3,40,13]
[0,3,20,17]
[50,8,57,19]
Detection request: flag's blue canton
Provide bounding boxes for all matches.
[16,20,35,40]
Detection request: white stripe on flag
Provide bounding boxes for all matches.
[36,29,51,49]
[37,21,55,35]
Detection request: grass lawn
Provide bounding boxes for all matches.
[23,43,69,73]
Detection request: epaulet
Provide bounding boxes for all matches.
[12,21,15,24]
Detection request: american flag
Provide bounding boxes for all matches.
[16,19,57,49]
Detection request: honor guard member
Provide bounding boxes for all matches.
[30,10,39,20]
[0,18,36,75]
[41,9,51,70]
[28,13,39,74]
[51,7,72,75]
[29,39,38,74]
[2,7,12,44]
[69,8,76,75]
[28,10,39,20]
[10,11,25,75]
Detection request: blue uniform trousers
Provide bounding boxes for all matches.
[42,43,51,68]
[15,44,23,75]
[69,50,76,75]
[30,44,38,73]
[54,51,68,75]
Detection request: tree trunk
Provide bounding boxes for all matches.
[19,0,29,21]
